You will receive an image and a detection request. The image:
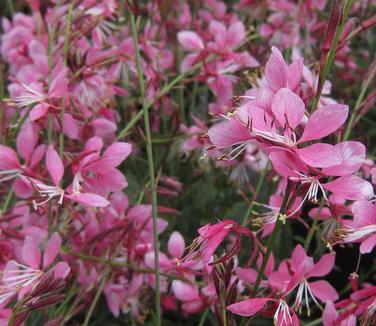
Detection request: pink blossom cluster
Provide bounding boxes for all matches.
[0,0,375,325]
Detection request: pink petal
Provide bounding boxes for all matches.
[22,236,41,269]
[227,21,246,48]
[236,267,258,284]
[49,74,68,98]
[103,142,132,167]
[208,118,251,148]
[177,31,204,51]
[287,58,303,91]
[16,122,38,162]
[46,145,64,186]
[208,75,233,102]
[309,280,338,302]
[227,298,271,316]
[52,262,70,279]
[299,104,348,143]
[68,193,110,207]
[351,201,376,227]
[29,103,48,121]
[323,176,374,200]
[171,280,200,301]
[308,253,335,278]
[43,232,62,269]
[167,231,185,259]
[359,234,376,254]
[322,301,338,326]
[269,150,308,178]
[180,53,199,72]
[290,245,308,271]
[296,143,341,168]
[265,46,287,92]
[271,88,304,129]
[0,145,20,170]
[322,141,365,176]
[63,113,80,139]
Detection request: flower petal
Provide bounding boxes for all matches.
[43,232,62,269]
[323,176,374,200]
[227,298,271,316]
[271,88,304,129]
[177,31,204,51]
[309,280,338,302]
[265,46,287,92]
[168,231,185,259]
[322,141,365,176]
[296,143,341,168]
[46,145,64,186]
[299,104,348,143]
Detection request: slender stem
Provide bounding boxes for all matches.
[242,164,269,226]
[311,0,353,112]
[0,62,4,143]
[82,271,109,326]
[343,59,376,140]
[130,13,161,325]
[1,189,14,212]
[59,2,74,157]
[304,197,325,250]
[6,0,14,15]
[253,182,291,293]
[116,72,187,140]
[198,308,209,326]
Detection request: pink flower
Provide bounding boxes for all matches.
[0,232,70,306]
[30,145,110,208]
[332,201,376,254]
[184,219,252,264]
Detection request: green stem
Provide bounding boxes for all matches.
[242,164,269,226]
[311,0,353,112]
[253,182,291,293]
[6,0,14,15]
[198,308,209,326]
[59,2,74,157]
[343,59,376,140]
[116,72,187,140]
[304,197,325,250]
[82,271,109,326]
[130,14,161,325]
[1,189,14,212]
